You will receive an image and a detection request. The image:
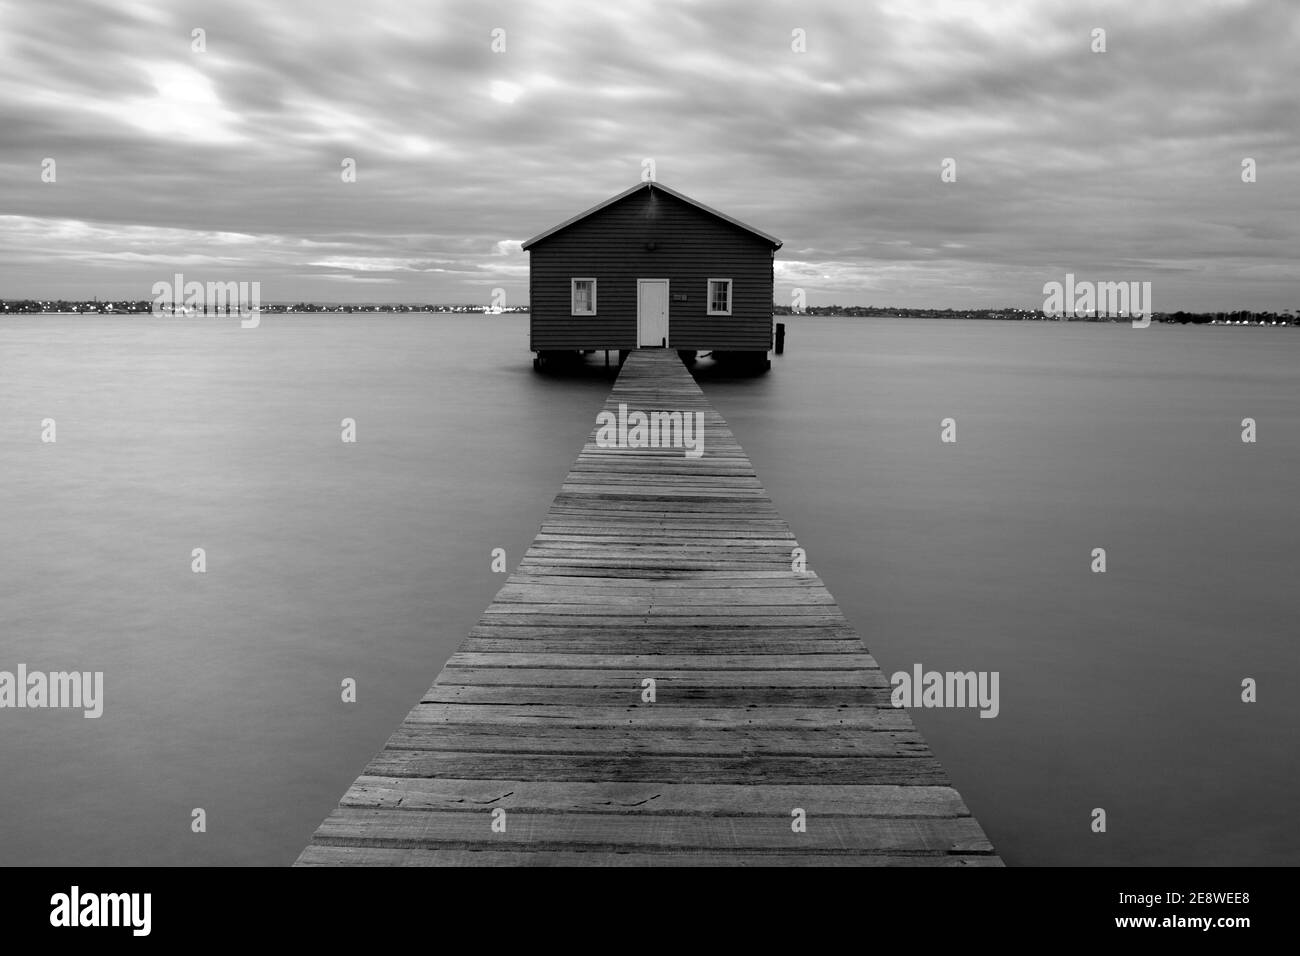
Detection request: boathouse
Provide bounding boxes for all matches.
[522,181,782,366]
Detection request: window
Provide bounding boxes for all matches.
[707,278,732,315]
[571,278,597,315]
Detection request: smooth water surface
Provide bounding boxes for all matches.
[2,314,1295,865]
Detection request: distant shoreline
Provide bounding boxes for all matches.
[1,306,1293,326]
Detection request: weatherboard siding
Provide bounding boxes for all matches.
[529,188,775,352]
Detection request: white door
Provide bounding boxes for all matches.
[638,279,669,347]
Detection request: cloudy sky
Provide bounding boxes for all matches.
[1,0,1295,310]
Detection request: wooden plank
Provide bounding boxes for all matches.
[423,683,894,707]
[447,653,877,670]
[362,751,951,785]
[492,586,838,605]
[434,668,883,688]
[309,808,993,854]
[338,778,970,816]
[506,567,811,574]
[296,846,1004,867]
[460,638,869,654]
[380,726,930,757]
[465,623,860,639]
[499,572,821,587]
[402,704,917,729]
[472,614,856,627]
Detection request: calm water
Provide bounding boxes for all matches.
[1,314,1296,866]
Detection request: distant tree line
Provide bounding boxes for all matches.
[772,304,1297,324]
[3,299,1293,324]
[0,300,529,315]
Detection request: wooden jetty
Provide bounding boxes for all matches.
[296,350,1000,866]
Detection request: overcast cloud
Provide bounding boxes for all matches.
[1,0,1296,309]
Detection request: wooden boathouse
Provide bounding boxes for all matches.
[523,182,781,368]
[297,350,1000,866]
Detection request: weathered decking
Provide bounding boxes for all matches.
[296,350,1000,866]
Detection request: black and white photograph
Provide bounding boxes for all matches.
[0,0,1293,937]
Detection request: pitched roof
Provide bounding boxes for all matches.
[521,181,782,250]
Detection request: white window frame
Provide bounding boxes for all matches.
[571,278,597,316]
[706,278,732,316]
